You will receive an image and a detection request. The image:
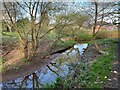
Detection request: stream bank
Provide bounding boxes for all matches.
[1,38,118,89]
[1,43,88,88]
[42,39,118,88]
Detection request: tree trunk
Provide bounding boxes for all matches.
[93,36,100,52]
[92,1,105,54]
[24,41,29,60]
[93,35,105,54]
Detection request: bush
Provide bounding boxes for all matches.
[56,39,76,47]
[42,38,117,88]
[2,32,18,45]
[75,32,92,42]
[96,30,118,39]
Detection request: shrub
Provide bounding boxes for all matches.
[96,30,118,39]
[56,39,76,47]
[75,32,92,42]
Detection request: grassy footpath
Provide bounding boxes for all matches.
[42,38,118,88]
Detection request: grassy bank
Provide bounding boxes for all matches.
[80,39,117,88]
[42,38,118,88]
[1,31,118,88]
[96,30,118,39]
[2,32,18,45]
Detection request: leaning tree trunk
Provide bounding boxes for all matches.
[92,24,105,54]
[93,1,101,54]
[93,1,105,54]
[93,35,101,53]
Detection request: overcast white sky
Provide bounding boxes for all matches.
[1,0,118,2]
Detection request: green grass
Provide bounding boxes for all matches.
[0,58,4,72]
[88,38,118,45]
[96,30,118,39]
[85,45,115,87]
[78,38,117,88]
[2,32,18,37]
[42,77,64,88]
[0,58,6,72]
[76,33,92,42]
[56,39,76,47]
[42,38,117,88]
[47,32,58,39]
[47,30,92,44]
[2,32,18,45]
[0,58,5,64]
[0,22,2,32]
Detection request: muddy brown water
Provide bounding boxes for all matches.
[1,44,88,88]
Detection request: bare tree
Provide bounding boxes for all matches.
[2,1,68,60]
[78,1,118,53]
[55,12,89,39]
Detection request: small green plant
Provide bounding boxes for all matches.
[15,67,20,71]
[22,58,29,64]
[42,38,117,88]
[0,58,5,64]
[42,77,64,88]
[78,39,116,88]
[0,58,7,72]
[0,58,6,72]
[96,30,118,39]
[2,32,18,37]
[76,33,92,42]
[57,39,76,47]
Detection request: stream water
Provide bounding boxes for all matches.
[1,43,88,88]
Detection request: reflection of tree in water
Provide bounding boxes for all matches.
[46,47,81,76]
[2,73,41,88]
[2,63,63,88]
[19,62,63,88]
[51,47,81,66]
[67,47,81,60]
[19,75,30,88]
[32,73,40,88]
[2,45,87,88]
[19,73,42,89]
[2,80,19,88]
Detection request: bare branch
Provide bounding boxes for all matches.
[47,65,59,76]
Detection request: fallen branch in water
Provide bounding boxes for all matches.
[47,65,59,76]
[41,45,74,59]
[50,62,63,71]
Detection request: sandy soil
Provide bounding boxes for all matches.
[1,38,73,83]
[1,53,59,83]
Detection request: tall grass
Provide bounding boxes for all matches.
[96,30,118,39]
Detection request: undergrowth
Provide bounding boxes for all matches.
[42,38,118,88]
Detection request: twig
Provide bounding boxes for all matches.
[47,65,59,76]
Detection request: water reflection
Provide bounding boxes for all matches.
[65,44,88,56]
[2,43,88,88]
